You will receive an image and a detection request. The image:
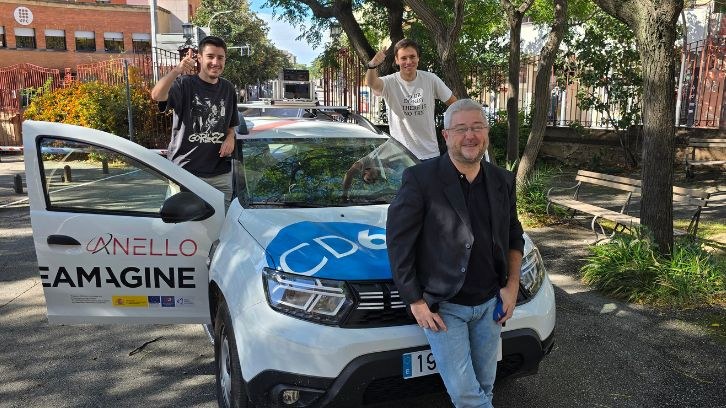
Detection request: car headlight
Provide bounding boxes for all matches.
[262,268,355,325]
[520,247,546,298]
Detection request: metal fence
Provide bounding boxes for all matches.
[4,41,726,148]
[323,42,726,130]
[677,37,726,128]
[321,48,379,123]
[0,48,181,147]
[321,51,620,128]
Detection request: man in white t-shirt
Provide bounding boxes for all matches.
[366,38,457,160]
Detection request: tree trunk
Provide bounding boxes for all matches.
[293,0,404,76]
[593,0,682,255]
[506,16,523,165]
[405,0,467,97]
[440,48,468,98]
[375,0,405,75]
[637,18,678,254]
[501,0,535,165]
[516,0,568,188]
[334,2,376,63]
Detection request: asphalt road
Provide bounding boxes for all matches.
[1,154,725,408]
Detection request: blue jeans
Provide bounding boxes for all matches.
[424,297,501,408]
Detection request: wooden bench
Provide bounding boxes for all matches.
[685,138,726,179]
[546,170,710,240]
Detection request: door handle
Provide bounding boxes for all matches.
[47,235,81,246]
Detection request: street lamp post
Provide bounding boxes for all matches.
[179,22,195,61]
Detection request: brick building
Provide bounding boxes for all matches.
[0,0,202,70]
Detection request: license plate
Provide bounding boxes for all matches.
[402,338,502,379]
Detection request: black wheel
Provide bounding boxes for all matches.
[215,300,252,408]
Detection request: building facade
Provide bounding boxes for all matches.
[0,0,183,70]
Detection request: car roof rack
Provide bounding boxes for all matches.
[238,99,350,110]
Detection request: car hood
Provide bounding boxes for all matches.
[238,205,391,280]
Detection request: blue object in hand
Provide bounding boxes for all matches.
[493,294,505,321]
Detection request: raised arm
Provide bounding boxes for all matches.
[151,49,197,101]
[365,49,387,96]
[342,160,364,200]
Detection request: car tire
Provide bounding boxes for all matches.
[215,300,252,408]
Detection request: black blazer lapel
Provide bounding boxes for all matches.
[439,154,472,235]
[484,161,505,239]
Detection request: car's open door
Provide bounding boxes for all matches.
[23,121,225,324]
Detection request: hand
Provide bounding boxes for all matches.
[369,48,387,67]
[410,300,447,332]
[496,285,518,325]
[174,49,197,76]
[219,135,235,157]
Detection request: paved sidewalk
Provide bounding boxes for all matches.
[0,154,28,209]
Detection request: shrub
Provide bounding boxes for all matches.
[581,232,725,307]
[24,78,161,147]
[517,165,561,219]
[488,109,531,165]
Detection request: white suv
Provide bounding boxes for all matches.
[24,108,555,408]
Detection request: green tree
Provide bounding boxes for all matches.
[264,0,404,75]
[516,0,568,188]
[563,10,642,167]
[265,0,509,98]
[593,0,683,255]
[193,0,289,88]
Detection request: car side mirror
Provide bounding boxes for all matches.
[160,191,215,223]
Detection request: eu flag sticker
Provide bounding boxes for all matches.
[148,296,161,307]
[402,353,412,378]
[161,296,175,307]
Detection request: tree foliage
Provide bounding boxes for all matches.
[561,10,642,167]
[193,0,289,87]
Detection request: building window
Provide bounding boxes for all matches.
[45,29,66,51]
[0,27,5,48]
[14,27,36,49]
[132,33,151,53]
[75,31,95,52]
[104,32,124,53]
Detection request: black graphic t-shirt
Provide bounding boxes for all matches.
[162,75,239,177]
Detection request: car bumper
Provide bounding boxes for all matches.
[245,328,555,407]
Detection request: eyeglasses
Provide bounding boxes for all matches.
[446,125,487,135]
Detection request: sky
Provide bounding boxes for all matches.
[249,1,326,66]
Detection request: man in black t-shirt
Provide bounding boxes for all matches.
[151,36,239,209]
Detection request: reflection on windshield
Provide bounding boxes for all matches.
[238,138,417,207]
[238,108,301,118]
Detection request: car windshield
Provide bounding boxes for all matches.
[238,137,417,207]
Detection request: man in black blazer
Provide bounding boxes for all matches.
[387,98,524,408]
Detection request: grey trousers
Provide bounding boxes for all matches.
[199,171,232,211]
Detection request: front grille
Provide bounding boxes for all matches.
[363,374,446,405]
[342,281,415,328]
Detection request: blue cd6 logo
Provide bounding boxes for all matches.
[265,221,390,280]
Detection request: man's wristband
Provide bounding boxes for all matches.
[367,62,380,69]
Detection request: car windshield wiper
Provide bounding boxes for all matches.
[248,200,323,208]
